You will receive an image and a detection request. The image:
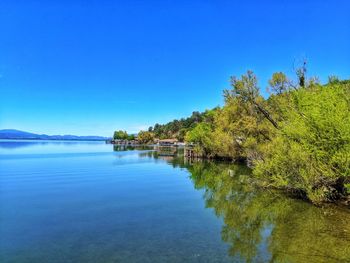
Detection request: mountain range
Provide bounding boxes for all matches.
[0,129,108,141]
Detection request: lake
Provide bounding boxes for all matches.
[0,140,349,263]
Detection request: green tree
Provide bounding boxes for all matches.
[127,134,135,140]
[225,70,279,129]
[185,123,214,157]
[137,130,154,144]
[146,68,350,203]
[113,130,128,140]
[185,69,350,203]
[268,72,289,94]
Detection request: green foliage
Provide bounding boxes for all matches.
[149,109,219,141]
[185,123,214,156]
[137,130,154,144]
[127,134,135,141]
[145,68,349,203]
[345,184,350,194]
[328,75,340,84]
[113,130,135,141]
[254,82,350,203]
[268,72,289,94]
[113,130,128,140]
[184,70,350,203]
[224,70,260,105]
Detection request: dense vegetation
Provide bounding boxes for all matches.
[113,130,135,141]
[115,67,349,203]
[113,130,155,144]
[147,109,218,141]
[137,130,154,144]
[184,69,350,203]
[113,110,215,143]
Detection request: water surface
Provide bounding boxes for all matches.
[0,140,349,262]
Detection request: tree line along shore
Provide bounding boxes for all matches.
[113,65,350,204]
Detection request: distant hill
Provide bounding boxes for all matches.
[0,129,108,141]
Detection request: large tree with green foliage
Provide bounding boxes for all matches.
[137,130,154,144]
[185,69,350,203]
[113,130,129,140]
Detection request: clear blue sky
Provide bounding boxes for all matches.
[0,0,349,136]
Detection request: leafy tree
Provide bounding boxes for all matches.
[127,134,136,140]
[137,130,154,144]
[184,69,350,203]
[113,130,128,140]
[225,70,279,129]
[146,67,350,203]
[268,72,289,94]
[185,122,213,156]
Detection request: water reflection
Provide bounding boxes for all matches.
[115,145,350,261]
[113,145,154,152]
[186,162,350,263]
[1,141,348,262]
[114,145,350,262]
[114,145,188,168]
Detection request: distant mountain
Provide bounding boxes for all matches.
[0,129,109,141]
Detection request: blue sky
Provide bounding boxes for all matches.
[0,0,349,136]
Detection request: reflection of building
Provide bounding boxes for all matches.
[155,145,177,156]
[109,139,139,145]
[158,139,178,146]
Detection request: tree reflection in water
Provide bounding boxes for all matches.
[187,162,350,263]
[133,148,350,262]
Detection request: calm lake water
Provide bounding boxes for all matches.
[0,140,349,263]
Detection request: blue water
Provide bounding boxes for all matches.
[0,141,233,262]
[1,140,349,263]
